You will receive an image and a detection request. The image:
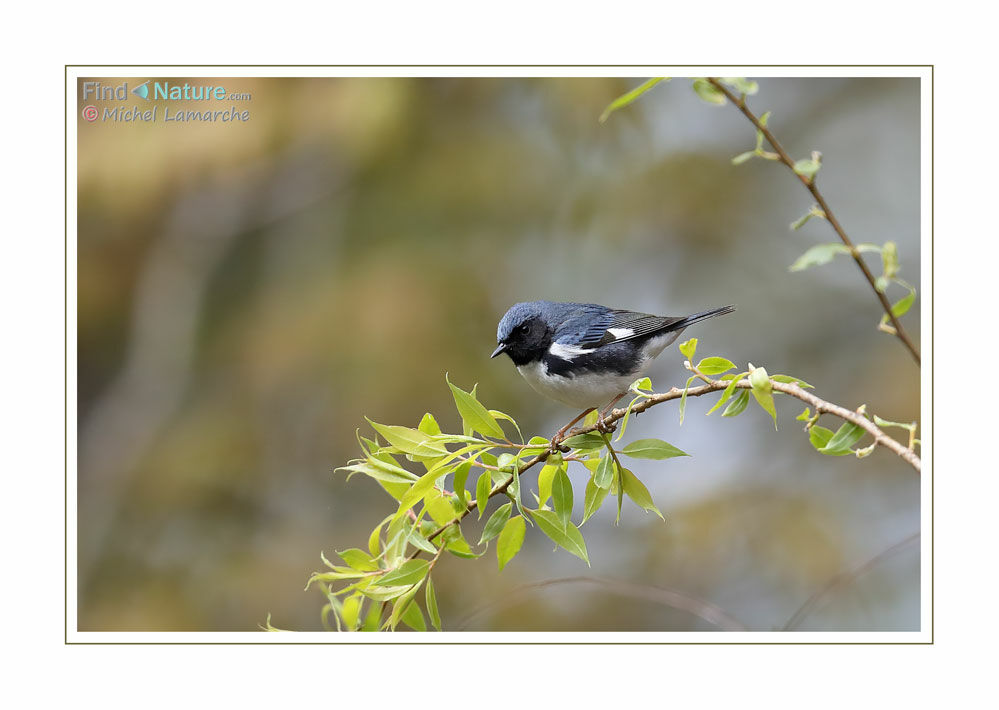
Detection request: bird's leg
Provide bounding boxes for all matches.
[551,407,596,449]
[595,393,626,433]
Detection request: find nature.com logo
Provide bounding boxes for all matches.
[81,80,251,124]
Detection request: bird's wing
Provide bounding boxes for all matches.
[573,309,687,348]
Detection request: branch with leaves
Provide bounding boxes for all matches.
[703,77,919,365]
[600,76,920,365]
[282,337,919,633]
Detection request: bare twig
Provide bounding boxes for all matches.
[781,532,920,631]
[456,576,748,632]
[705,77,920,366]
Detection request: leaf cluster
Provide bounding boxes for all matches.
[313,375,688,631]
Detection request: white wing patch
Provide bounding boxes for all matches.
[549,342,595,361]
[606,327,634,340]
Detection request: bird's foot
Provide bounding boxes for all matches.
[594,416,616,435]
[550,407,596,452]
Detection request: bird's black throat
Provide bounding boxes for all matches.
[496,315,552,367]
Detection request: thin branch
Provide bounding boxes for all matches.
[574,378,921,473]
[409,372,919,567]
[456,576,748,632]
[781,532,920,631]
[705,77,920,366]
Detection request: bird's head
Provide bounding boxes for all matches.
[492,302,553,366]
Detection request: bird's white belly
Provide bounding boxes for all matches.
[516,362,639,409]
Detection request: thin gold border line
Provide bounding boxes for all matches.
[66,66,932,644]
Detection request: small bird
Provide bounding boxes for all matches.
[491,300,735,439]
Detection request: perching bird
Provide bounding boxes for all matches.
[491,300,735,438]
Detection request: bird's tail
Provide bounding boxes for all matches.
[668,304,736,330]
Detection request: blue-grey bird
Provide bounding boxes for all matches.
[491,301,735,433]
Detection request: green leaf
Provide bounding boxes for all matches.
[881,241,900,282]
[479,502,513,545]
[630,376,653,393]
[506,468,525,519]
[697,356,735,375]
[614,395,641,442]
[873,415,917,432]
[338,548,379,572]
[789,243,850,272]
[365,419,448,457]
[497,515,526,570]
[418,413,441,436]
[453,460,471,508]
[754,111,772,152]
[722,389,750,417]
[400,598,426,632]
[446,375,506,438]
[377,559,430,587]
[341,594,362,631]
[562,432,606,450]
[593,455,615,489]
[796,407,811,421]
[423,490,457,526]
[530,509,589,564]
[425,577,441,631]
[552,465,574,528]
[488,409,523,442]
[387,581,425,630]
[336,461,419,486]
[692,78,726,105]
[521,436,551,456]
[752,389,778,429]
[537,462,560,506]
[678,338,697,361]
[395,467,448,521]
[771,374,814,389]
[360,584,413,602]
[819,421,866,454]
[599,77,669,123]
[362,600,383,630]
[749,367,777,429]
[749,366,772,394]
[407,527,438,554]
[679,374,696,425]
[808,425,847,455]
[368,520,385,557]
[707,372,747,415]
[620,438,688,460]
[793,153,822,180]
[720,77,759,95]
[441,525,474,559]
[305,570,366,589]
[475,470,491,519]
[790,206,822,231]
[441,525,480,559]
[731,150,756,166]
[582,476,610,524]
[615,461,624,524]
[621,468,665,521]
[890,286,916,318]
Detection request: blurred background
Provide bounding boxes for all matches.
[76,76,921,632]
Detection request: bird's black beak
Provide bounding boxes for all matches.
[490,343,507,359]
